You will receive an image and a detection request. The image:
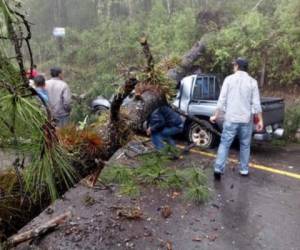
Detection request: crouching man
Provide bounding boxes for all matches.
[147,105,183,150]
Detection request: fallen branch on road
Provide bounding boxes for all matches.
[170,104,221,137]
[8,211,72,247]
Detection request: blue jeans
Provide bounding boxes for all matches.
[151,126,183,150]
[55,115,70,128]
[214,121,253,173]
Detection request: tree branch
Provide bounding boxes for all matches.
[8,211,72,247]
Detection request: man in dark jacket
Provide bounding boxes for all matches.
[147,105,183,150]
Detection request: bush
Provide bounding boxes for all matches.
[284,105,300,141]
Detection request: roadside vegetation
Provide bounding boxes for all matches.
[284,105,300,142]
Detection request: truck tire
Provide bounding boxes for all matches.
[187,120,218,149]
[93,105,109,116]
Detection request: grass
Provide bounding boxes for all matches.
[100,152,211,203]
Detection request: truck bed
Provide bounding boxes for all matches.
[261,97,284,127]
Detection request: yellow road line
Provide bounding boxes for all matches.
[178,146,300,181]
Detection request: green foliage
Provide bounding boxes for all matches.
[101,164,134,184]
[185,185,210,204]
[0,93,77,201]
[101,165,139,197]
[284,105,300,141]
[101,153,210,204]
[0,0,78,204]
[119,181,140,197]
[202,0,300,86]
[24,144,77,201]
[21,0,300,128]
[177,167,210,203]
[135,152,171,185]
[23,1,201,123]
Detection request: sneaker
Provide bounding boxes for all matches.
[214,171,222,181]
[168,154,179,160]
[239,170,249,176]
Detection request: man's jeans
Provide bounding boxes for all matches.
[151,127,183,150]
[214,121,253,173]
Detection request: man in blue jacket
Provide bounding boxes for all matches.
[147,105,184,150]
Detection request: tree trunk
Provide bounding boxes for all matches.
[93,0,100,24]
[126,38,167,132]
[126,38,206,132]
[166,0,172,16]
[260,55,267,88]
[127,0,133,18]
[167,38,206,82]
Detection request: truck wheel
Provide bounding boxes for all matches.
[93,105,109,116]
[187,120,217,149]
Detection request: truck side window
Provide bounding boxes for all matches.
[192,76,220,101]
[193,78,203,100]
[203,77,209,98]
[192,77,212,100]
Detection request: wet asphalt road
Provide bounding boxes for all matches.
[15,143,300,250]
[189,143,300,250]
[209,167,300,250]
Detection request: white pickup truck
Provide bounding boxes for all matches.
[173,74,285,148]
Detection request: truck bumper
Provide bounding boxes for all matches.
[253,128,284,141]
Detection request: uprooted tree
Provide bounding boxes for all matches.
[0,0,207,242]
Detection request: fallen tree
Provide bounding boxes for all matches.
[167,38,206,82]
[0,1,209,242]
[127,37,207,132]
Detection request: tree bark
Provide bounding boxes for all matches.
[167,38,206,82]
[126,38,167,132]
[260,55,267,88]
[8,211,72,247]
[126,38,206,132]
[92,0,100,24]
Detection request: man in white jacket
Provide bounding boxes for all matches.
[210,58,264,180]
[46,67,72,127]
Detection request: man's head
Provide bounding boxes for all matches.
[50,67,63,79]
[233,58,248,72]
[34,75,46,88]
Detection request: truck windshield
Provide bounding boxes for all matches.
[192,76,220,101]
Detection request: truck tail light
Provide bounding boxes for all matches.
[253,114,259,124]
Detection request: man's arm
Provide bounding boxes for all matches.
[147,110,165,135]
[62,84,72,113]
[255,112,264,132]
[210,78,229,123]
[252,81,263,131]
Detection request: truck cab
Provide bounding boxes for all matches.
[174,74,285,148]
